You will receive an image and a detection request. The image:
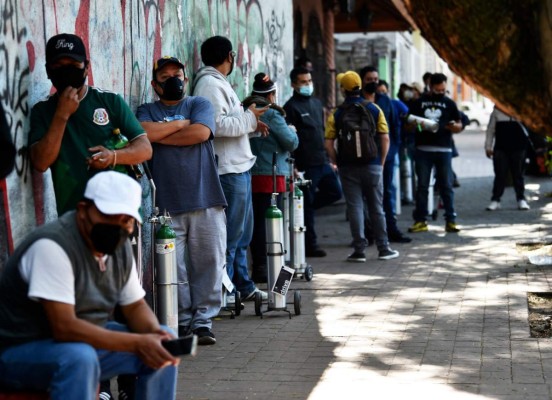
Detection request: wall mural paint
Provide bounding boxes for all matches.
[0,0,293,279]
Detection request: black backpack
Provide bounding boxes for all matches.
[334,100,378,165]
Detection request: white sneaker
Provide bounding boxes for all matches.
[486,201,500,211]
[244,288,268,301]
[518,199,530,210]
[225,293,235,305]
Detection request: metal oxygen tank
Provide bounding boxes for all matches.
[282,188,291,266]
[400,148,414,204]
[292,182,307,273]
[266,153,286,309]
[154,213,179,334]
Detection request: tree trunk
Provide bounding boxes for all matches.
[400,0,552,135]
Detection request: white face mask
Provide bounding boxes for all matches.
[403,89,414,100]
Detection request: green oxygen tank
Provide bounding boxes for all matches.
[154,215,178,333]
[105,128,129,174]
[105,128,144,178]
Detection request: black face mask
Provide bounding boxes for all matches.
[363,82,378,94]
[227,54,235,76]
[90,223,129,255]
[156,76,185,101]
[47,65,87,92]
[432,92,445,100]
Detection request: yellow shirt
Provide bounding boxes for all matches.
[325,101,388,139]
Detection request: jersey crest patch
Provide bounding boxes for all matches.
[93,108,110,125]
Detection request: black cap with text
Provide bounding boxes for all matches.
[46,33,87,64]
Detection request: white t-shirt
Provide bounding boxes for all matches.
[19,239,145,306]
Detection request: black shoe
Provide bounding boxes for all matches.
[99,381,112,400]
[193,327,216,345]
[378,248,399,260]
[117,375,136,400]
[347,251,366,262]
[306,247,327,257]
[388,232,412,243]
[178,325,190,337]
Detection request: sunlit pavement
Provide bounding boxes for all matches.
[176,129,552,400]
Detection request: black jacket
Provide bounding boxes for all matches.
[283,92,327,170]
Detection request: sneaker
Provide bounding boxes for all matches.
[486,201,500,211]
[408,221,428,233]
[347,251,366,262]
[193,327,216,346]
[118,390,130,400]
[445,222,460,233]
[99,380,111,400]
[306,247,327,257]
[226,293,235,305]
[518,199,530,210]
[388,231,412,243]
[378,248,399,260]
[244,287,268,301]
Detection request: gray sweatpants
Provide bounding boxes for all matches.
[172,206,226,330]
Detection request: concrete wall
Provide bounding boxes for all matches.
[0,0,294,268]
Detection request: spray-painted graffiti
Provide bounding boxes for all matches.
[0,0,293,285]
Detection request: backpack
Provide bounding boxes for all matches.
[335,100,378,165]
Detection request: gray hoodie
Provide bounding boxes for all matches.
[192,66,257,175]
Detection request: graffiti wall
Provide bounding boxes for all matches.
[0,0,293,270]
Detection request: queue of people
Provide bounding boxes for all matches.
[0,31,499,399]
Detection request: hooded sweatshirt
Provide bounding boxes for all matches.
[192,66,258,175]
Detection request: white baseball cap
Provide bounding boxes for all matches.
[84,171,142,223]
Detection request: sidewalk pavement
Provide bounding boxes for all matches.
[176,130,552,400]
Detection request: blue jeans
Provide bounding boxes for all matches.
[413,149,456,223]
[303,164,342,249]
[0,322,177,400]
[340,164,389,252]
[219,172,256,297]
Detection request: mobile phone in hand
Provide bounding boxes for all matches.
[162,334,198,357]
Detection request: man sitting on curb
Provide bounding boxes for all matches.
[0,171,179,400]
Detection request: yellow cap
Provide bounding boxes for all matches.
[340,71,362,92]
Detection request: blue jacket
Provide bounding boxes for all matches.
[245,96,299,176]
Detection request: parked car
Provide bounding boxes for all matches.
[460,101,493,128]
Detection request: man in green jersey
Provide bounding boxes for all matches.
[29,33,152,216]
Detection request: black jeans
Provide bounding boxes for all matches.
[491,149,526,201]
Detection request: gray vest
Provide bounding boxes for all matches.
[0,211,134,349]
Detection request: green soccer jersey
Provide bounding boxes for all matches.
[29,86,146,216]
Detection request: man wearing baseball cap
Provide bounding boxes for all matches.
[0,171,178,399]
[325,71,399,262]
[137,56,227,345]
[29,33,152,216]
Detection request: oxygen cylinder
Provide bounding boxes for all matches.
[282,190,291,265]
[406,114,439,133]
[292,184,306,273]
[155,218,179,334]
[393,152,401,215]
[400,148,413,204]
[265,197,286,309]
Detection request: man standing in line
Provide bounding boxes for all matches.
[408,73,463,233]
[192,36,268,301]
[284,67,343,257]
[29,33,151,216]
[137,56,227,345]
[325,71,399,262]
[28,32,152,400]
[360,66,411,243]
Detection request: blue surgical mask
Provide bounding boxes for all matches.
[298,84,314,97]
